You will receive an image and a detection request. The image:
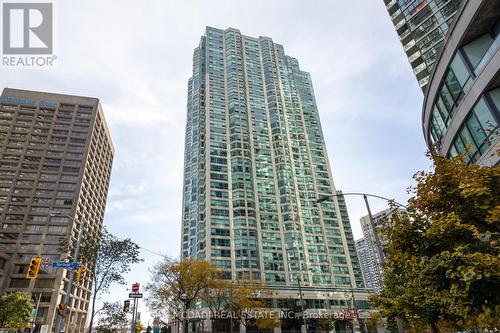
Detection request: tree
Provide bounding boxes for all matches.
[371,154,500,332]
[0,292,32,328]
[85,228,143,333]
[147,259,279,331]
[146,258,221,324]
[223,279,279,331]
[96,301,129,333]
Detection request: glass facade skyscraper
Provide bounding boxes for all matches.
[384,0,462,90]
[181,27,365,295]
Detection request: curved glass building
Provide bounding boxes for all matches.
[422,0,500,166]
[383,0,462,91]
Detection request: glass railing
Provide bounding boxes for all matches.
[409,50,421,63]
[391,9,402,20]
[404,39,416,51]
[474,34,500,76]
[395,18,406,30]
[386,0,396,10]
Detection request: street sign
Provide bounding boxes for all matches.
[129,293,143,298]
[52,262,78,269]
[131,282,140,293]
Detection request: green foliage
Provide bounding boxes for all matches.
[0,292,32,328]
[87,228,143,332]
[96,301,129,333]
[371,154,500,332]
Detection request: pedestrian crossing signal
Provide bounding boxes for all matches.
[25,257,42,279]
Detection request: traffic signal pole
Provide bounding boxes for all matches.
[55,218,87,333]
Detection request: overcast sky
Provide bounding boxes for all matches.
[1,0,430,324]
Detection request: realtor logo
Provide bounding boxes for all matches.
[2,3,53,54]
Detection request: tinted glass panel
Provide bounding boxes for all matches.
[463,34,494,69]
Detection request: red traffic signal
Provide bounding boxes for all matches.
[25,257,42,279]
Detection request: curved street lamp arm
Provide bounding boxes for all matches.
[316,192,408,209]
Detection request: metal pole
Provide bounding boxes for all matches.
[183,301,188,333]
[32,292,42,333]
[363,195,385,262]
[131,298,137,333]
[297,276,308,333]
[56,218,87,333]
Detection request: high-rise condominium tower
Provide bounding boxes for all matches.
[383,0,462,90]
[181,27,367,310]
[0,88,114,333]
[355,208,406,293]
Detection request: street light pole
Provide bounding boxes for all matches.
[317,192,405,265]
[362,194,386,262]
[316,192,408,209]
[52,213,87,333]
[296,274,308,333]
[286,243,309,333]
[180,293,188,333]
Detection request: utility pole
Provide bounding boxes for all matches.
[55,217,87,333]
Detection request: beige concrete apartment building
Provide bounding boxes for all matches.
[0,88,114,333]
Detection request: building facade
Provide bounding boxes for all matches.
[355,208,406,293]
[180,26,371,330]
[422,0,500,166]
[0,88,114,332]
[355,238,380,293]
[383,0,462,90]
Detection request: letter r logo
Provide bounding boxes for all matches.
[2,3,53,54]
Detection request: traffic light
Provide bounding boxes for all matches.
[123,300,130,312]
[57,303,66,317]
[76,266,88,284]
[25,257,42,279]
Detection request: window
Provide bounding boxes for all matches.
[462,34,495,69]
[448,90,500,162]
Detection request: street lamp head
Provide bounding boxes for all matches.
[180,293,188,301]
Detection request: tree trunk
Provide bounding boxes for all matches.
[430,322,440,333]
[88,283,98,333]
